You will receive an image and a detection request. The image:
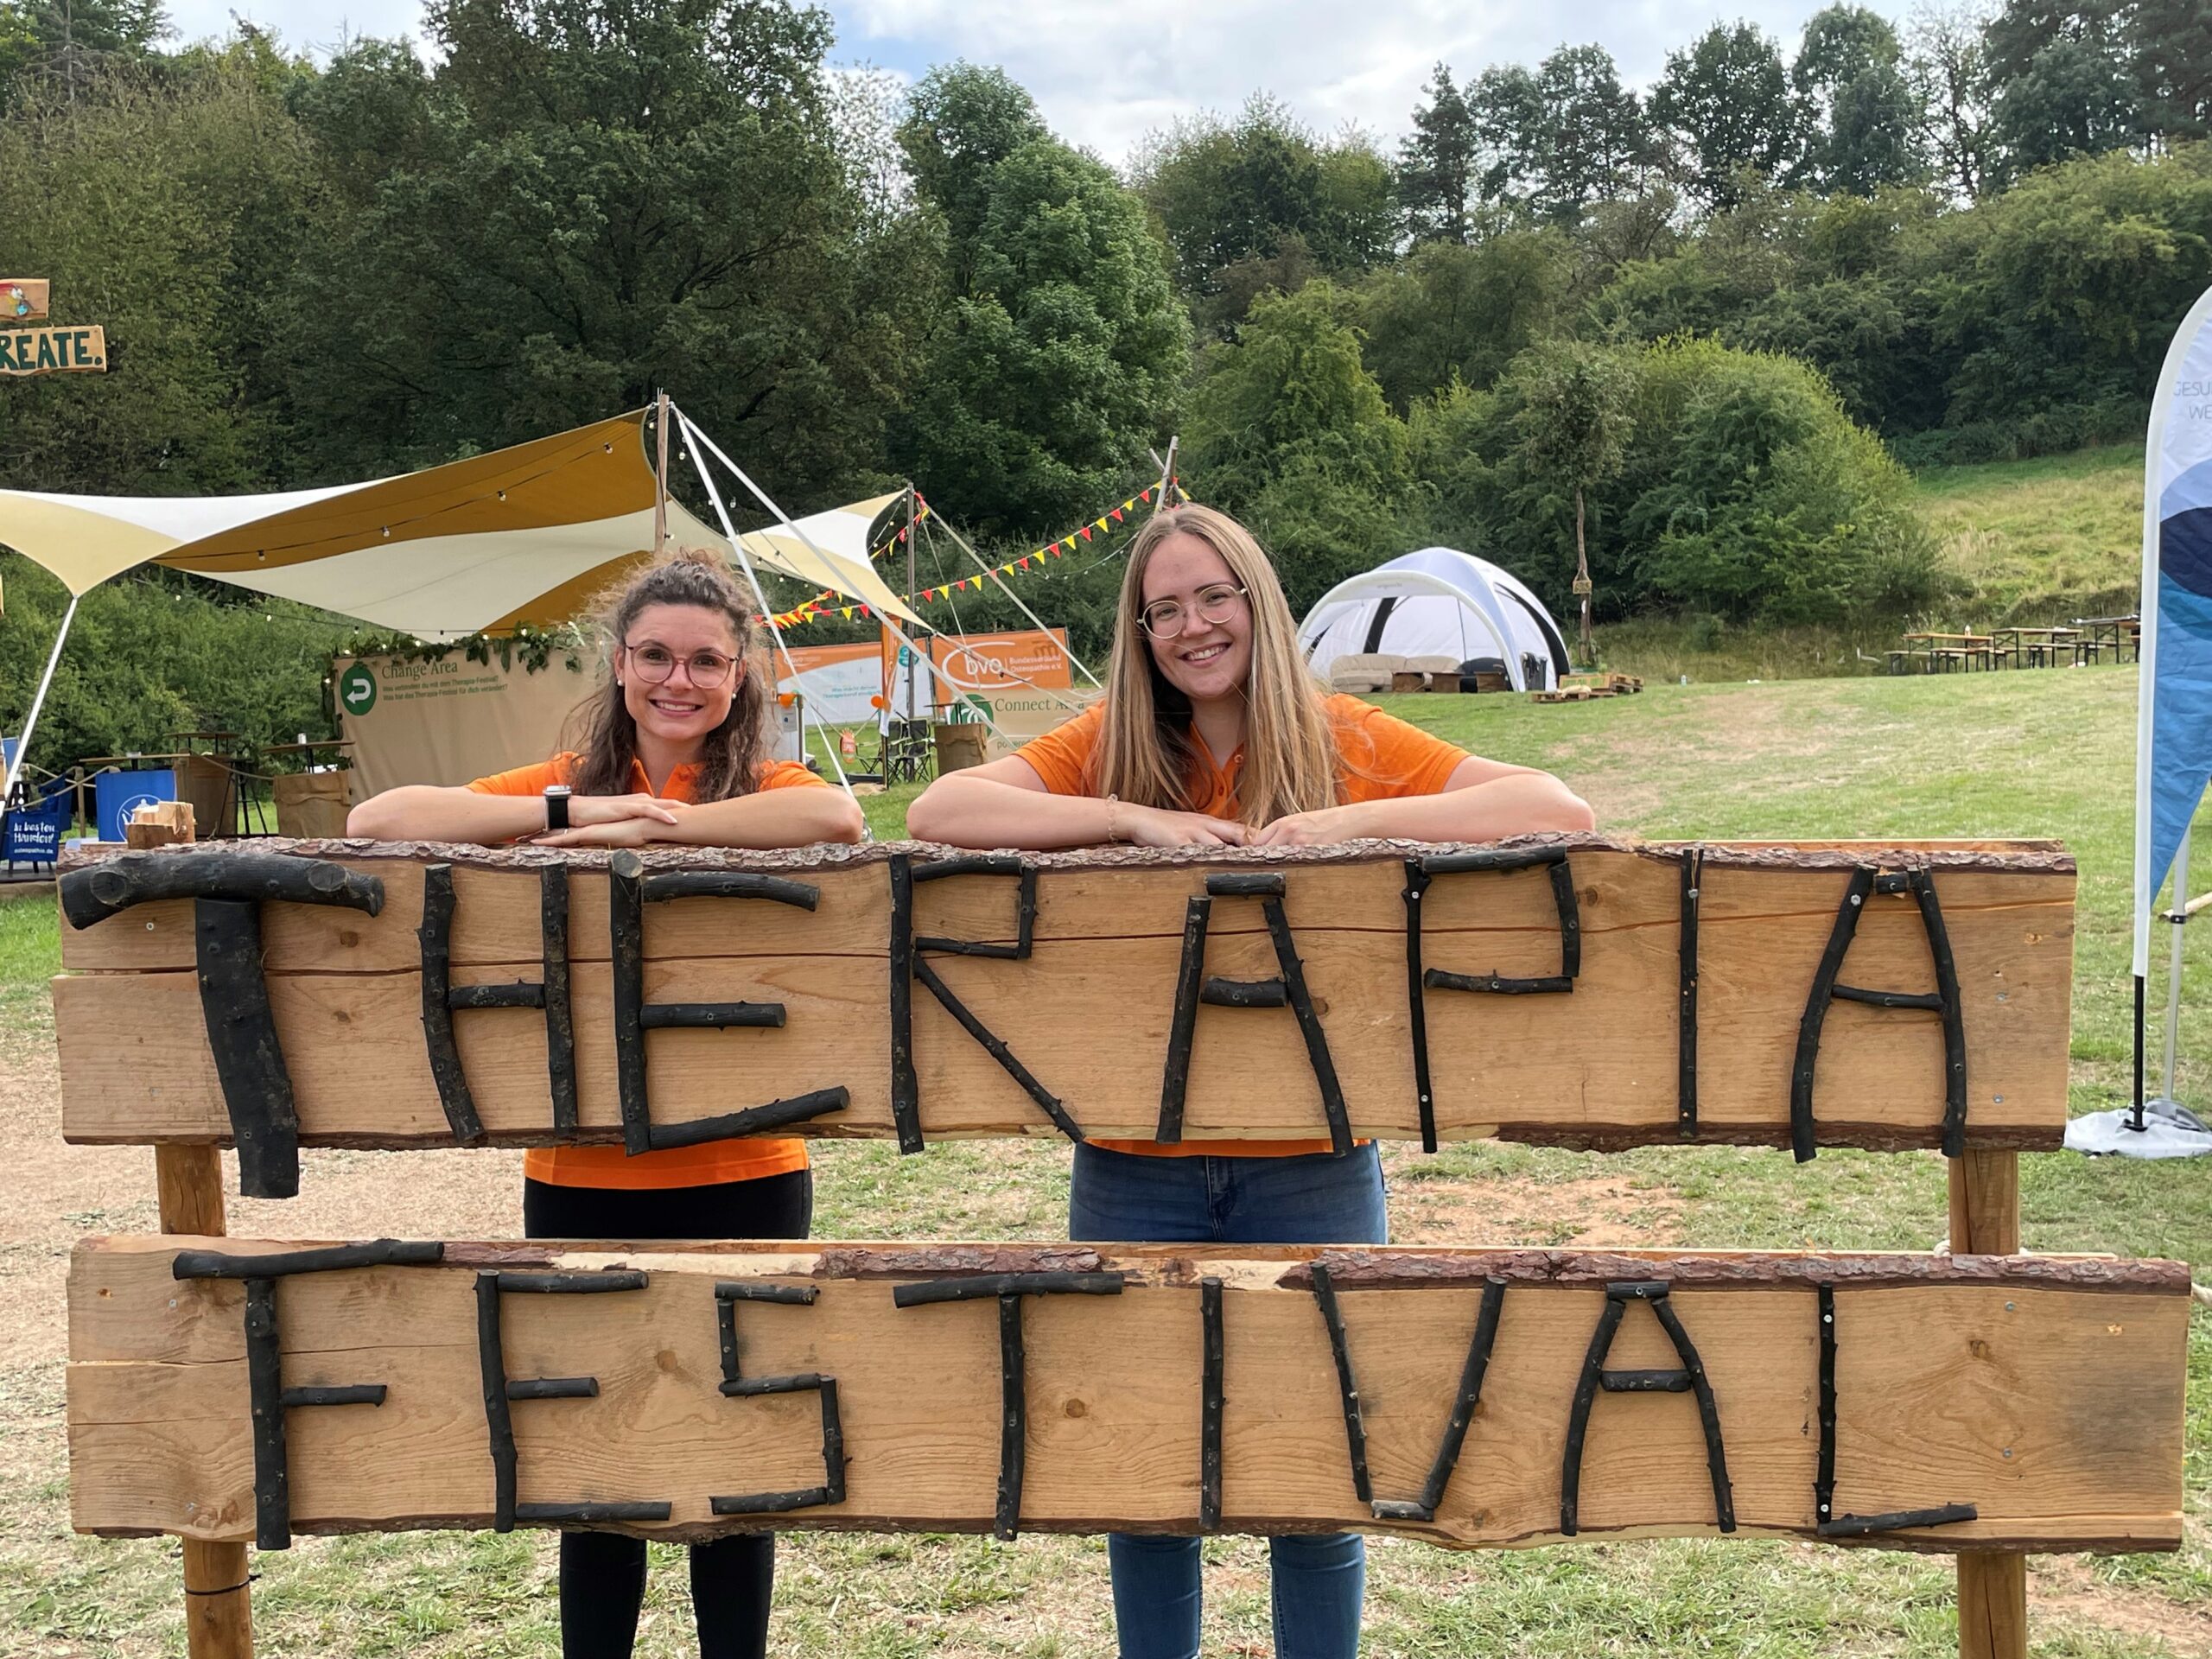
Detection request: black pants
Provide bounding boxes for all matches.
[523,1171,814,1659]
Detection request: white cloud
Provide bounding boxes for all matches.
[832,0,1921,162]
[167,0,1918,163]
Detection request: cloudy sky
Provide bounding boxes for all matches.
[167,0,1916,161]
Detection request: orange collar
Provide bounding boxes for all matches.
[628,756,703,801]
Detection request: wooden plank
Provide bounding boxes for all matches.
[0,321,105,377]
[67,1237,2187,1553]
[53,840,2075,1154]
[3,278,51,322]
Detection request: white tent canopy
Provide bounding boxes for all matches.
[0,410,924,800]
[1298,548,1570,692]
[0,412,923,636]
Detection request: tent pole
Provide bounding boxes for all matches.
[673,411,1019,748]
[669,415,866,823]
[924,502,1103,690]
[906,484,922,720]
[1154,436,1178,513]
[3,594,79,807]
[2159,835,2190,1106]
[2133,975,2149,1134]
[653,391,671,555]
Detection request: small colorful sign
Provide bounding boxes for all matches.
[1,279,50,322]
[0,322,106,378]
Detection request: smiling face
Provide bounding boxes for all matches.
[1138,531,1253,708]
[620,601,744,753]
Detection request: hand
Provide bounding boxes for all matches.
[532,815,675,849]
[1248,804,1376,849]
[1122,804,1249,847]
[569,792,684,828]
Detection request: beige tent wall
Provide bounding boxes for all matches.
[334,652,594,796]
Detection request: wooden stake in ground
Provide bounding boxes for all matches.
[155,1146,253,1659]
[1950,1150,2026,1659]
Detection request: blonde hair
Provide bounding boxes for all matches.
[1089,504,1343,826]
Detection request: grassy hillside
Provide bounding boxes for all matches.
[1911,442,2145,626]
[1564,443,2145,686]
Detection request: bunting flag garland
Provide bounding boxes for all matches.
[765,481,1170,630]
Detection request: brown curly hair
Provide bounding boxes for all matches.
[563,550,772,801]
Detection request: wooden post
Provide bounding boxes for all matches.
[1949,1149,2025,1659]
[156,1145,254,1659]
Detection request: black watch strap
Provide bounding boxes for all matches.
[543,785,571,830]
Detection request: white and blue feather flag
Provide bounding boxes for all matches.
[2133,284,2212,982]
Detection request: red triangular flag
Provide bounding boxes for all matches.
[1078,524,1093,541]
[1109,507,1125,524]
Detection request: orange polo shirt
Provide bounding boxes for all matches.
[1017,694,1471,1158]
[467,753,824,1189]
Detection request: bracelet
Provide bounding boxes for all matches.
[1104,794,1122,843]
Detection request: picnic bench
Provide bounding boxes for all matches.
[1892,633,1994,673]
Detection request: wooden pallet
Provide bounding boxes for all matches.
[1532,674,1643,704]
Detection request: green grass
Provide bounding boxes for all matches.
[1910,442,2145,626]
[5,671,2209,1656]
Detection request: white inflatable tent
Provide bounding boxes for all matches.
[1298,547,1571,692]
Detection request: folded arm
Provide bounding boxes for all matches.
[906,758,1245,849]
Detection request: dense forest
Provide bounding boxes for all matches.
[3,0,2209,758]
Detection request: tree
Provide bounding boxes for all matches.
[1183,283,1411,602]
[1984,0,2141,179]
[1397,63,1477,243]
[899,124,1186,536]
[1906,0,1998,200]
[279,0,937,499]
[1510,342,1635,663]
[898,61,1046,285]
[0,0,168,109]
[1357,232,1573,409]
[1650,22,1803,210]
[0,54,320,493]
[1529,45,1650,222]
[2132,0,2212,144]
[1795,5,1928,194]
[1133,97,1394,333]
[1465,62,1542,208]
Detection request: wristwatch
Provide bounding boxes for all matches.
[543,785,572,831]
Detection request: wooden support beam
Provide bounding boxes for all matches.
[68,1237,2185,1555]
[1951,1150,2025,1659]
[53,839,2077,1173]
[155,1147,253,1659]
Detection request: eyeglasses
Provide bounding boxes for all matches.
[1140,583,1248,639]
[625,640,736,688]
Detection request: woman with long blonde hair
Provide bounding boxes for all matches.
[910,505,1590,1658]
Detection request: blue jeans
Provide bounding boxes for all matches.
[1070,1141,1387,1659]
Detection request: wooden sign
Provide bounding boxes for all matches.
[0,321,105,377]
[2,277,50,321]
[67,1236,2188,1554]
[52,837,2076,1198]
